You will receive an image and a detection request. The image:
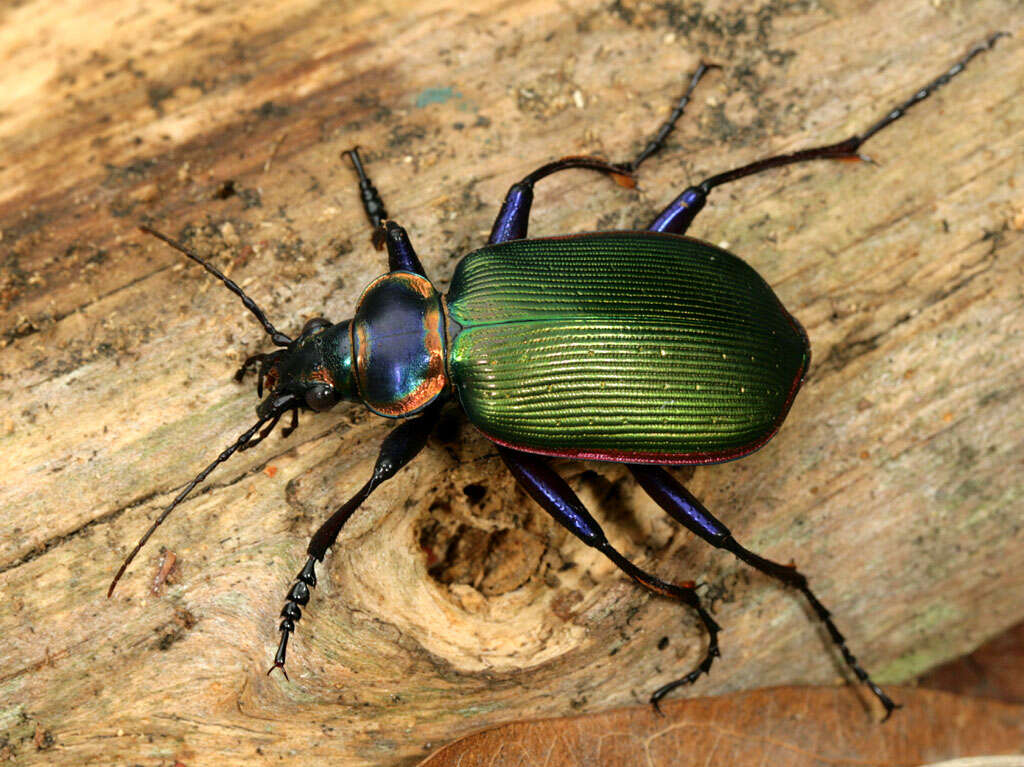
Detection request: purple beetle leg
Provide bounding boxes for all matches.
[629,464,899,720]
[489,63,718,244]
[647,186,708,236]
[488,180,534,244]
[650,33,1006,237]
[382,220,425,276]
[269,400,443,678]
[497,446,720,712]
[488,156,635,244]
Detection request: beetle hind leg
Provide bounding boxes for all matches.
[630,464,898,719]
[497,446,721,709]
[649,33,1006,237]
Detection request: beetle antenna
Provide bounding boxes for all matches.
[139,225,293,347]
[107,413,273,598]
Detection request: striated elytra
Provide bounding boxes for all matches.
[447,232,808,463]
[113,34,1007,720]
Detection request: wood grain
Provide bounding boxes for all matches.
[1,1,1022,765]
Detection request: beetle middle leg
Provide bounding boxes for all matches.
[488,63,717,245]
[630,464,899,719]
[497,446,721,710]
[269,400,443,677]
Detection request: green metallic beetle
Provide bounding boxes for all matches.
[115,36,1006,718]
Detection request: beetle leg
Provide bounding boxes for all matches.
[489,63,717,244]
[629,464,899,720]
[650,32,1006,237]
[626,61,717,172]
[269,400,443,678]
[488,156,634,244]
[344,146,389,250]
[497,446,721,711]
[381,220,426,276]
[234,352,268,382]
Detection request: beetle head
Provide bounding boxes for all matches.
[252,316,357,420]
[112,226,364,599]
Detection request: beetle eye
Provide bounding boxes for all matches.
[301,317,331,337]
[304,384,336,412]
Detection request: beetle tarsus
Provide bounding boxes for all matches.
[722,533,900,717]
[855,31,1007,146]
[344,146,389,239]
[601,542,724,698]
[628,60,718,172]
[649,640,721,712]
[878,694,901,723]
[267,652,290,682]
[648,660,714,712]
[280,408,299,438]
[269,556,317,681]
[652,32,1008,238]
[235,352,267,382]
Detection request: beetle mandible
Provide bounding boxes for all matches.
[112,33,1007,719]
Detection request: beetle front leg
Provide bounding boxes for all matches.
[344,150,428,273]
[269,400,443,677]
[344,147,388,238]
[497,446,720,710]
[629,464,899,719]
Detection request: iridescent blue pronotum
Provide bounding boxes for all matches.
[111,34,1006,719]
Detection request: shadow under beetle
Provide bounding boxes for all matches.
[112,33,1007,719]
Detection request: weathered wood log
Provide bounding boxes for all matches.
[1,1,1021,764]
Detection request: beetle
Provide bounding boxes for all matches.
[111,34,1006,719]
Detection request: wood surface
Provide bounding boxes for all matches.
[1,1,1022,765]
